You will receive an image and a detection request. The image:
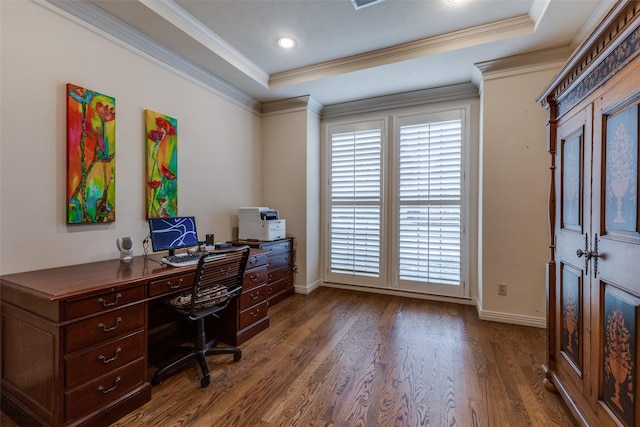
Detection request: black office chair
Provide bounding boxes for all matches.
[151,245,250,388]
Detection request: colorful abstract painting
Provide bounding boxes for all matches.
[67,84,116,223]
[145,110,177,218]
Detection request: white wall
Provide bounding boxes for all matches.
[305,108,321,291]
[261,104,322,290]
[0,0,262,274]
[478,66,560,326]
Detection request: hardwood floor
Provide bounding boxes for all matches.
[1,287,576,426]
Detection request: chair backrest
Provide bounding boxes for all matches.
[169,246,250,316]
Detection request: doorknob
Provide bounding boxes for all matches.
[591,234,600,277]
[575,233,601,277]
[576,233,590,274]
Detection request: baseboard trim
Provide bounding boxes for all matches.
[294,279,322,295]
[477,303,546,328]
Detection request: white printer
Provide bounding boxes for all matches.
[238,207,286,241]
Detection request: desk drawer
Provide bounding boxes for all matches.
[246,253,268,269]
[239,300,268,330]
[268,265,293,285]
[65,286,145,320]
[66,330,145,388]
[243,265,267,291]
[65,305,145,353]
[268,252,292,271]
[262,240,292,255]
[149,272,195,298]
[267,276,292,300]
[65,358,145,421]
[239,284,267,311]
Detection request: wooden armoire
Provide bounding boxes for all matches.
[538,1,640,426]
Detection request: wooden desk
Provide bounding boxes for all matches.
[0,250,268,427]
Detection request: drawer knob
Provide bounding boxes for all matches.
[97,376,121,394]
[249,273,259,282]
[250,291,260,300]
[98,317,122,332]
[98,293,122,307]
[97,347,122,364]
[250,308,260,318]
[168,278,183,289]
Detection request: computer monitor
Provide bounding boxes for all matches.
[148,216,199,256]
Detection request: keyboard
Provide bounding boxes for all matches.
[162,252,205,267]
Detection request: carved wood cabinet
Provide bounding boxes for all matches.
[539,1,640,426]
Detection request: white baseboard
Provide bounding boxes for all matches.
[294,279,322,295]
[476,301,546,328]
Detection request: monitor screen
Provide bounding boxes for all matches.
[148,216,199,255]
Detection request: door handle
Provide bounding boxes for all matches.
[591,234,600,277]
[575,233,601,277]
[576,233,590,274]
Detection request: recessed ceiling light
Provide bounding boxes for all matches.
[277,37,296,49]
[447,0,466,3]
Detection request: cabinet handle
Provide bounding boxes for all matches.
[267,287,273,295]
[97,376,121,394]
[97,347,122,364]
[250,308,260,318]
[98,293,122,307]
[249,273,259,282]
[250,291,260,300]
[168,278,183,289]
[98,317,122,332]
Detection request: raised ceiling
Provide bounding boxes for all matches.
[49,0,614,106]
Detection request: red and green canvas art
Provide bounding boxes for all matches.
[67,84,116,223]
[145,110,178,218]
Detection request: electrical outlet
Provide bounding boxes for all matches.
[498,283,507,296]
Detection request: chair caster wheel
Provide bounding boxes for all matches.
[234,353,242,361]
[200,376,210,388]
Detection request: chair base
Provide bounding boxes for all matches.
[151,339,242,388]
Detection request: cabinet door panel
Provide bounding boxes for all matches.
[592,91,640,427]
[554,106,593,399]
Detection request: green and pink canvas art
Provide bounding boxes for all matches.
[66,84,116,224]
[145,110,178,218]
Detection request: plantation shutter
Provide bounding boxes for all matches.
[397,113,462,286]
[329,123,382,280]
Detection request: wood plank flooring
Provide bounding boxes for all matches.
[1,287,576,426]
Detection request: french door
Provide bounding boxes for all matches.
[325,108,468,298]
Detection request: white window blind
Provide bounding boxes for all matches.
[398,116,462,286]
[329,126,382,278]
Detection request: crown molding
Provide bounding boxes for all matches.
[321,82,479,120]
[474,46,571,83]
[35,0,262,114]
[269,14,534,89]
[528,0,551,31]
[139,0,270,88]
[262,95,323,117]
